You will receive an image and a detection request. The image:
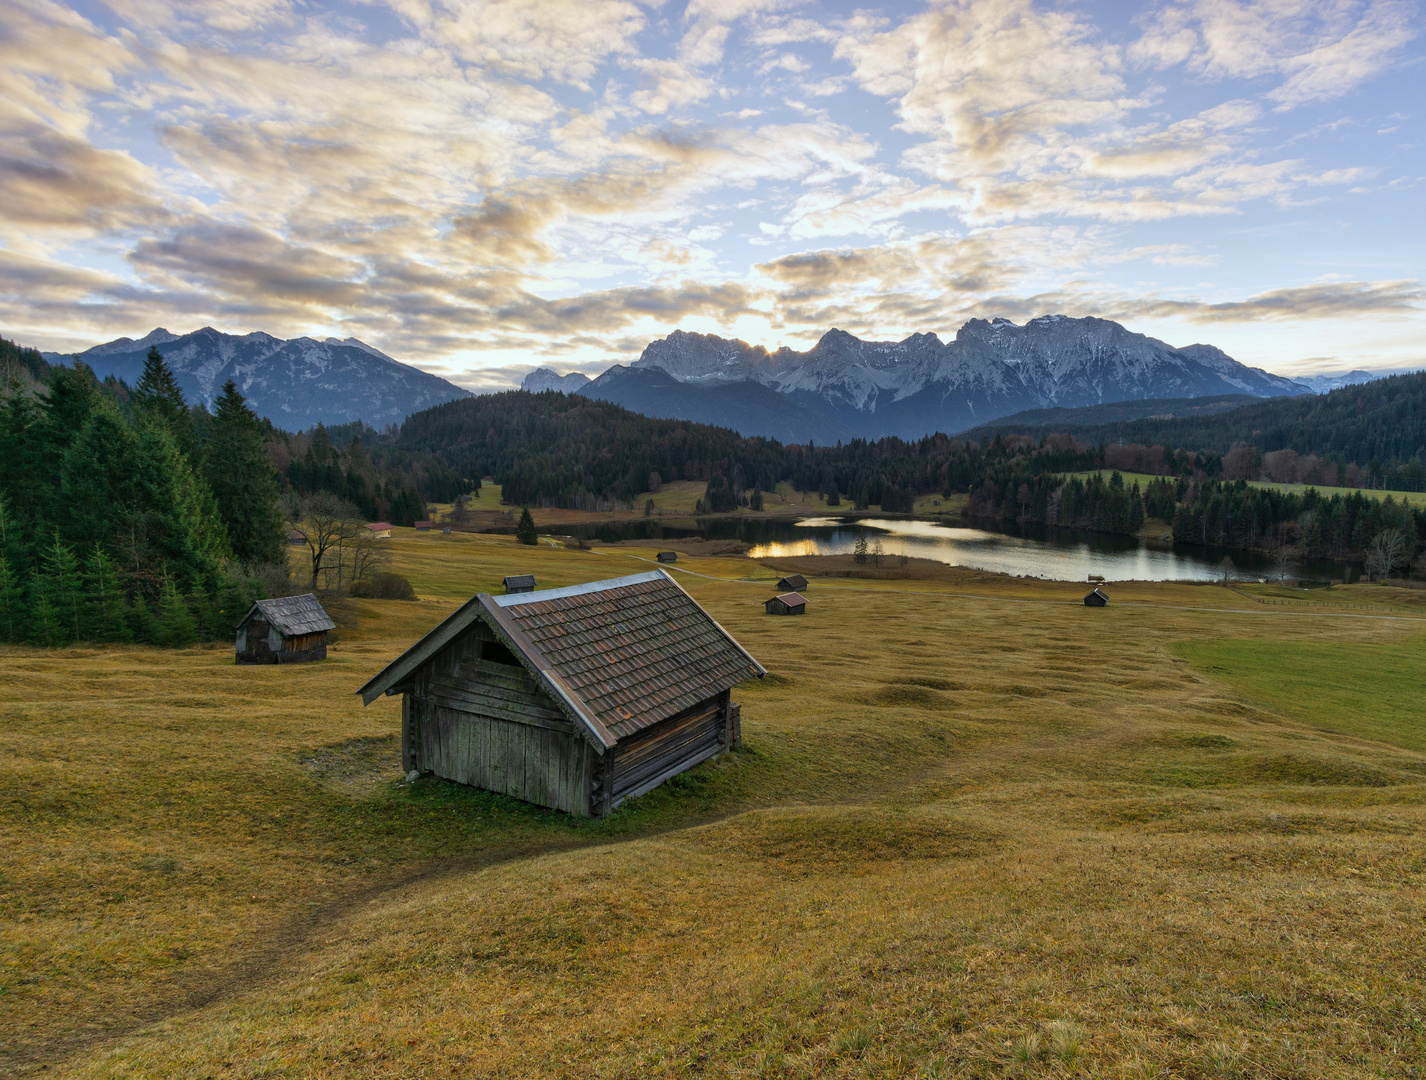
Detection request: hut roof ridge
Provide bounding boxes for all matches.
[357,569,763,746]
[239,593,335,635]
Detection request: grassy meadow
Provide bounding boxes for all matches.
[1068,470,1426,509]
[3,531,1425,1078]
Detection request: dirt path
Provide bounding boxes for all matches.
[6,806,763,1077]
[2,843,567,1077]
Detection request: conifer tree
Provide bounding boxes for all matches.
[0,395,44,571]
[203,381,284,564]
[27,577,64,647]
[0,555,22,643]
[83,545,132,643]
[129,594,160,645]
[516,507,538,545]
[35,360,100,498]
[60,404,227,598]
[133,346,197,462]
[157,577,199,647]
[40,533,84,644]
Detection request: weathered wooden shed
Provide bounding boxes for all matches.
[1084,587,1109,607]
[656,550,678,563]
[286,530,308,546]
[764,592,807,616]
[357,570,764,816]
[235,594,335,664]
[776,574,808,592]
[503,574,536,593]
[415,520,433,531]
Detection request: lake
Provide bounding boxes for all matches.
[559,515,1350,583]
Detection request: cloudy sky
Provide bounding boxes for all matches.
[3,0,1422,388]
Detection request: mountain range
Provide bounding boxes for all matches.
[524,315,1330,441]
[45,327,471,430]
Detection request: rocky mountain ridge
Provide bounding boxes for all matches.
[46,327,471,431]
[524,315,1314,441]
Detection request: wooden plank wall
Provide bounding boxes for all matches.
[608,695,725,807]
[408,622,596,815]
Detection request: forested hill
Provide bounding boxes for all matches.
[398,391,791,507]
[1,336,52,385]
[966,373,1426,467]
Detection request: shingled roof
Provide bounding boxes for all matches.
[237,593,335,636]
[357,570,764,746]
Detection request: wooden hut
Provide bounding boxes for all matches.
[357,570,764,816]
[414,520,433,531]
[1084,587,1109,607]
[365,522,392,539]
[776,574,808,592]
[764,592,807,616]
[286,530,307,546]
[235,594,335,664]
[657,550,678,563]
[503,574,536,593]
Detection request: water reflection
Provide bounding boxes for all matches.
[558,514,1343,582]
[745,518,1328,583]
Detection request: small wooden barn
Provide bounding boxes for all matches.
[357,570,764,816]
[776,574,808,592]
[1084,587,1109,607]
[414,520,433,531]
[765,592,807,616]
[365,522,392,539]
[235,594,335,664]
[657,550,678,563]
[286,530,307,546]
[503,574,536,593]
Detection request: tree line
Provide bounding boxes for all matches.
[392,387,1425,573]
[966,372,1426,491]
[0,348,286,646]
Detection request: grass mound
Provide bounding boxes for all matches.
[349,571,417,600]
[694,808,1001,871]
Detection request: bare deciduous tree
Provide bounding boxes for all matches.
[1364,528,1406,582]
[283,492,389,593]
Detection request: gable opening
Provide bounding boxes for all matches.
[481,638,520,666]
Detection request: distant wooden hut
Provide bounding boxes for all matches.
[357,570,764,816]
[657,551,678,563]
[286,530,307,546]
[1084,587,1109,607]
[365,522,393,539]
[235,594,335,664]
[764,592,807,616]
[503,574,536,593]
[776,574,808,592]
[414,520,433,531]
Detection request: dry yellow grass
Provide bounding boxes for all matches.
[3,534,1425,1078]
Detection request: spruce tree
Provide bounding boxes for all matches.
[27,577,65,647]
[82,545,132,643]
[203,381,284,564]
[35,360,100,499]
[157,577,199,647]
[39,533,84,644]
[0,555,23,644]
[133,346,197,462]
[129,594,160,645]
[516,507,538,545]
[0,394,45,572]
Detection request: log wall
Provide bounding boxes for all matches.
[406,622,596,815]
